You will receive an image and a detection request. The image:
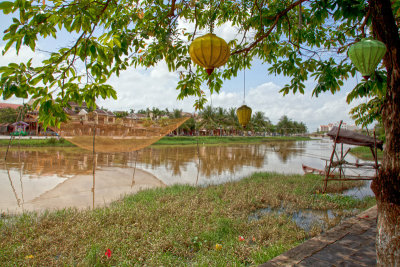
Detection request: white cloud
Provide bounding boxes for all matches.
[0,45,365,133]
[0,46,45,66]
[177,19,249,44]
[210,81,362,132]
[97,62,198,112]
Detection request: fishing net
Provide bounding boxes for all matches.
[51,114,189,153]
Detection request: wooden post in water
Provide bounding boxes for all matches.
[323,120,343,193]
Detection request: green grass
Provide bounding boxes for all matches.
[350,146,383,161]
[0,172,375,266]
[0,136,310,148]
[0,138,74,147]
[153,136,311,146]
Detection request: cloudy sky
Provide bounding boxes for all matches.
[0,14,367,132]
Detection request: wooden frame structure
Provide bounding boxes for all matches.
[323,121,383,192]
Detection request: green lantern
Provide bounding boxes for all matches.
[348,38,387,80]
[236,105,252,128]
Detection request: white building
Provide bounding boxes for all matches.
[319,122,359,132]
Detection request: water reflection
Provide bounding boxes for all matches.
[249,206,360,232]
[0,140,374,213]
[0,147,165,213]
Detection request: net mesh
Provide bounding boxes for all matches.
[51,115,189,153]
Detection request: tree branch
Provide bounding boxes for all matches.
[168,0,176,17]
[360,4,371,38]
[231,0,308,55]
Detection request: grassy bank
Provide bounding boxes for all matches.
[153,136,311,146]
[0,173,374,266]
[0,138,74,147]
[350,146,383,161]
[0,136,309,148]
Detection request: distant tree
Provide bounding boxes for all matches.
[179,117,195,134]
[276,116,292,136]
[164,108,170,117]
[171,109,182,119]
[251,111,267,133]
[151,107,162,119]
[114,111,128,118]
[197,106,217,134]
[227,107,240,134]
[298,122,307,134]
[0,108,19,123]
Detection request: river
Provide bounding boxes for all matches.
[0,139,375,213]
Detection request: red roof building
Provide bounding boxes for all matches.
[0,103,22,109]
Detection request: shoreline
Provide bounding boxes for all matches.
[0,135,312,148]
[0,167,165,214]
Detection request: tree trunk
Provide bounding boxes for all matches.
[370,0,400,265]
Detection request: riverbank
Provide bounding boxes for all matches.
[153,136,311,146]
[0,172,375,266]
[0,136,310,148]
[0,137,74,147]
[349,146,383,161]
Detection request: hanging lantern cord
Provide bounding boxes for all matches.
[243,56,246,105]
[209,0,215,34]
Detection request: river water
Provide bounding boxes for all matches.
[0,139,375,213]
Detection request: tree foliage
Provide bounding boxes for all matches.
[195,105,305,134]
[1,0,399,128]
[0,107,19,123]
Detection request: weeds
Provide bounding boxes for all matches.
[0,172,375,266]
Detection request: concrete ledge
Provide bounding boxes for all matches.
[260,206,377,267]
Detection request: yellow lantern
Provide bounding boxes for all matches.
[236,105,252,128]
[189,33,230,75]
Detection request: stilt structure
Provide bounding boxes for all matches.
[322,121,383,192]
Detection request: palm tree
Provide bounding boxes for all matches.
[226,107,240,135]
[170,109,183,135]
[215,107,227,135]
[151,107,162,119]
[171,109,182,119]
[251,111,266,135]
[180,117,195,135]
[197,106,217,135]
[276,115,292,136]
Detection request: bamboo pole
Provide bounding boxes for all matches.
[323,120,342,192]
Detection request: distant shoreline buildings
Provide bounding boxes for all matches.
[0,102,309,137]
[318,122,359,133]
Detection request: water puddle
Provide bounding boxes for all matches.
[342,180,374,199]
[249,206,359,232]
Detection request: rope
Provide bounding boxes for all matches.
[243,57,246,104]
[4,107,23,161]
[5,163,21,207]
[131,151,138,188]
[195,131,201,185]
[92,124,96,209]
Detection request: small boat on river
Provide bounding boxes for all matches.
[302,164,326,175]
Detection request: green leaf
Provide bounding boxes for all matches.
[0,1,14,10]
